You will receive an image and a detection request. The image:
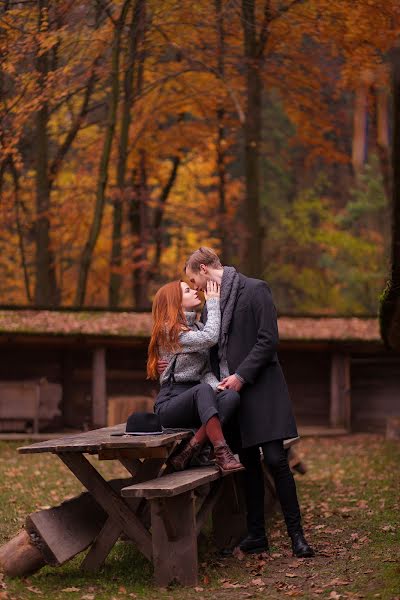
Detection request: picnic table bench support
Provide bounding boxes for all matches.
[150,491,198,586]
[58,452,152,562]
[81,455,168,572]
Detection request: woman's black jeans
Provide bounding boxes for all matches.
[155,382,240,430]
[239,440,302,538]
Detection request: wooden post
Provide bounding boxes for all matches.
[150,492,198,586]
[92,347,107,428]
[62,351,75,427]
[330,353,351,430]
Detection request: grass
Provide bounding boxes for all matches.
[0,434,399,600]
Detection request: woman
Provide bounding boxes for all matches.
[147,279,243,473]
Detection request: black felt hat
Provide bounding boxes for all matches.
[125,412,163,435]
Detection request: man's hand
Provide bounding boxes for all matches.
[219,374,243,392]
[157,359,168,375]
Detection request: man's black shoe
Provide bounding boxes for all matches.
[239,534,269,554]
[290,531,315,558]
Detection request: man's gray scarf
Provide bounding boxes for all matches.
[218,266,240,364]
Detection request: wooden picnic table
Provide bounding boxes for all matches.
[14,424,246,586]
[0,426,305,586]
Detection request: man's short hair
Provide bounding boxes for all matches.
[185,247,222,273]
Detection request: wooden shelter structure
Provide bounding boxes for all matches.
[0,309,398,434]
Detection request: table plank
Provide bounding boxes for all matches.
[18,425,189,454]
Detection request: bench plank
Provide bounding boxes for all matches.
[121,466,227,499]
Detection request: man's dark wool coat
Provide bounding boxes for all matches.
[207,272,298,449]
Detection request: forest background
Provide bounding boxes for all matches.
[1,0,399,314]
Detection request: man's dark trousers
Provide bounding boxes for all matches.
[239,441,302,537]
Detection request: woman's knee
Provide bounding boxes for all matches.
[195,383,213,395]
[217,389,240,423]
[224,389,240,404]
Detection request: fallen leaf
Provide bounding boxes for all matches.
[26,588,43,595]
[222,582,245,589]
[251,578,264,586]
[61,588,81,593]
[285,573,298,578]
[381,525,396,532]
[81,595,95,600]
[194,587,204,592]
[232,546,245,561]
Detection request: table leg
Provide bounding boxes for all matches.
[81,517,121,572]
[150,491,198,587]
[58,453,152,561]
[81,456,167,571]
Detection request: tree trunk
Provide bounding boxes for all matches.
[241,0,264,278]
[375,86,392,200]
[392,50,400,287]
[352,83,368,174]
[128,17,149,308]
[109,0,145,307]
[152,156,180,274]
[130,151,149,308]
[75,1,130,307]
[34,0,59,307]
[215,0,229,264]
[380,47,400,350]
[10,159,32,302]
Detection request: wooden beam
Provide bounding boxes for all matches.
[330,353,351,430]
[61,351,75,428]
[58,452,152,561]
[92,347,107,427]
[150,492,198,586]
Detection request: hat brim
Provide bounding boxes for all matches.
[124,431,164,436]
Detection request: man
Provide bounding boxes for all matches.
[184,247,314,558]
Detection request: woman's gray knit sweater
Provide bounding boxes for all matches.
[159,297,220,390]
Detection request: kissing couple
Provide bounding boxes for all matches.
[147,247,314,558]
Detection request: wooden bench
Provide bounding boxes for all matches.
[121,465,242,586]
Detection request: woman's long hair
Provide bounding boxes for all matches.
[147,281,187,379]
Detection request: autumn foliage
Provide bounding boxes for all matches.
[0,1,399,313]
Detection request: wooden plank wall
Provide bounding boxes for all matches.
[351,354,400,432]
[279,350,331,426]
[0,342,398,432]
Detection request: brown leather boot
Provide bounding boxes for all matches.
[169,437,202,471]
[214,442,244,474]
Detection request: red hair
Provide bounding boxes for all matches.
[147,281,187,379]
